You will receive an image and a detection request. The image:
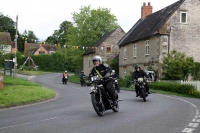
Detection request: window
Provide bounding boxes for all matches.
[39,51,45,54]
[124,68,127,77]
[133,44,137,57]
[124,47,127,60]
[145,40,150,55]
[106,45,111,53]
[180,12,187,24]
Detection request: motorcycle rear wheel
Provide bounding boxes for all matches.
[112,91,119,112]
[91,93,105,116]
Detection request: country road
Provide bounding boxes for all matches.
[0,73,200,133]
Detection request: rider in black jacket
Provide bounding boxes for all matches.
[132,64,151,97]
[88,55,116,105]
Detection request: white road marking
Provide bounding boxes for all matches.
[28,76,35,80]
[182,128,195,133]
[0,117,58,130]
[157,94,199,133]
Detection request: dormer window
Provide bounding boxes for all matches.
[180,12,187,24]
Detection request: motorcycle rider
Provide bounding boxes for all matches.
[88,55,117,105]
[132,64,151,97]
[111,70,120,93]
[111,70,119,78]
[62,71,69,84]
[80,71,86,86]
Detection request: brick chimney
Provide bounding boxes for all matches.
[141,2,153,18]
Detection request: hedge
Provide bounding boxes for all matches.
[150,82,200,98]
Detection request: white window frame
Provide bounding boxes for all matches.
[145,40,150,55]
[180,12,187,24]
[124,47,127,60]
[124,68,127,77]
[133,43,137,58]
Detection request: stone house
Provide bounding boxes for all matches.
[118,0,200,79]
[0,32,12,54]
[24,41,56,55]
[83,27,126,75]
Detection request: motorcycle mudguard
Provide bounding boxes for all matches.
[90,90,98,94]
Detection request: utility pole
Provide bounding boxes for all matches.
[14,15,18,77]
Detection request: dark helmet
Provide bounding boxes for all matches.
[135,64,140,70]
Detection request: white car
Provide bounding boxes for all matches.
[145,71,155,82]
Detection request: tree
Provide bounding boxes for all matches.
[23,30,28,36]
[108,59,119,74]
[68,5,118,46]
[191,62,200,80]
[27,30,38,40]
[162,50,194,80]
[46,21,73,46]
[0,12,16,40]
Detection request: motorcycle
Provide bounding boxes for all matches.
[63,76,68,85]
[133,78,148,102]
[90,75,119,116]
[113,77,120,93]
[80,76,86,87]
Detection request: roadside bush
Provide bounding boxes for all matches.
[150,82,200,98]
[120,72,133,88]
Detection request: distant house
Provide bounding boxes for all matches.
[24,41,56,55]
[118,0,200,79]
[83,27,126,75]
[0,32,13,54]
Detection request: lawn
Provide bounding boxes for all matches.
[68,75,81,84]
[0,76,56,108]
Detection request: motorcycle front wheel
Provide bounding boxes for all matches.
[91,93,105,116]
[141,88,146,102]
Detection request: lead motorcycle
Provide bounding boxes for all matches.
[90,75,119,116]
[133,78,149,102]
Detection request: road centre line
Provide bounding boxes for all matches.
[0,117,58,130]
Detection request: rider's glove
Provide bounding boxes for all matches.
[104,73,110,79]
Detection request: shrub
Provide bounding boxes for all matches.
[150,82,200,98]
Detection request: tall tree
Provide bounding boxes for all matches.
[162,50,194,80]
[27,30,38,40]
[68,5,118,46]
[0,12,16,40]
[46,21,73,46]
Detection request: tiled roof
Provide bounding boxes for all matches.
[119,0,184,46]
[0,32,13,45]
[83,28,117,55]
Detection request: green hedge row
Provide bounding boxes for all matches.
[150,82,200,98]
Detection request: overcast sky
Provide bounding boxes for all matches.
[1,0,178,41]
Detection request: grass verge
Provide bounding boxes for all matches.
[68,75,81,84]
[0,76,56,108]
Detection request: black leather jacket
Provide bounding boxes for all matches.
[89,64,112,79]
[132,70,148,81]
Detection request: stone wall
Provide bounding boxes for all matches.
[168,0,200,62]
[83,27,125,75]
[119,36,160,78]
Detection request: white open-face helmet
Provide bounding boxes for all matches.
[65,71,67,73]
[112,70,115,73]
[92,55,102,64]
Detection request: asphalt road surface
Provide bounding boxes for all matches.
[0,73,200,133]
